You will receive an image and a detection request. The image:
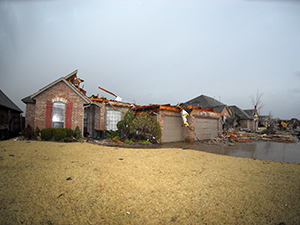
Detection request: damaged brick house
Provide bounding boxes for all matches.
[229,105,257,130]
[133,104,222,143]
[22,70,132,138]
[22,70,222,143]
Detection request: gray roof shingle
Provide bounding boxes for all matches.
[0,89,23,112]
[184,94,228,113]
[230,105,252,119]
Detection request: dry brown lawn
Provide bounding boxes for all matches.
[0,139,300,224]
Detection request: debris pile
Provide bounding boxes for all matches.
[204,130,295,145]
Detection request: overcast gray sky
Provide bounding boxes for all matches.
[1,0,300,119]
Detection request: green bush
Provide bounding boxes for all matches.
[41,128,55,141]
[53,128,67,141]
[130,112,161,143]
[112,136,120,141]
[138,140,151,144]
[34,126,41,139]
[124,139,135,144]
[74,126,81,139]
[64,128,74,138]
[105,130,119,139]
[117,110,135,141]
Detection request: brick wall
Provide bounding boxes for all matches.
[91,102,106,131]
[94,104,101,130]
[25,103,35,129]
[26,81,87,133]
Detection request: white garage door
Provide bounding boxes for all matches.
[163,116,184,142]
[194,118,219,140]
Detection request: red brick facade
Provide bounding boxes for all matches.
[25,103,35,129]
[25,81,88,133]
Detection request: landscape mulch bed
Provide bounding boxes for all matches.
[0,139,300,224]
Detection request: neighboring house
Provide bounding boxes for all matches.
[184,94,232,129]
[185,94,231,117]
[22,70,132,138]
[258,115,271,128]
[244,109,259,130]
[133,104,221,143]
[230,105,256,130]
[0,89,23,139]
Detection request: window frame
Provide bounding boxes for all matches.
[52,101,66,128]
[106,110,122,131]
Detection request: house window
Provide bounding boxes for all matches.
[106,110,121,131]
[52,102,65,128]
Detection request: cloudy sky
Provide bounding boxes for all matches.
[1,0,299,119]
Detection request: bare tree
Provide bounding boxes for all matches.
[250,90,265,116]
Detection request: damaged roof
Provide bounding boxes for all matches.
[132,103,220,116]
[89,95,133,108]
[22,70,90,104]
[133,104,181,114]
[230,105,253,119]
[0,89,23,113]
[185,94,225,108]
[244,109,257,117]
[22,69,134,108]
[185,94,228,114]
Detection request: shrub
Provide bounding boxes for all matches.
[41,128,55,141]
[124,139,135,144]
[130,112,162,143]
[53,128,67,141]
[64,128,74,138]
[117,110,135,141]
[74,126,81,139]
[105,130,119,139]
[21,124,34,140]
[138,140,151,144]
[112,136,121,141]
[34,126,41,139]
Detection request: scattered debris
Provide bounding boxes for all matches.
[57,194,64,199]
[203,130,295,145]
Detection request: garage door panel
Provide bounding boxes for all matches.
[195,118,219,140]
[163,116,184,142]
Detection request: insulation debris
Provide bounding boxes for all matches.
[98,86,122,102]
